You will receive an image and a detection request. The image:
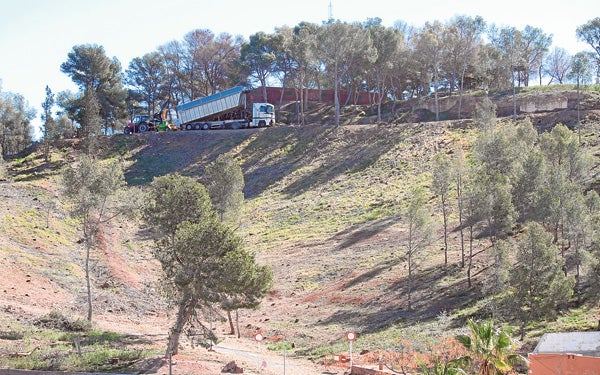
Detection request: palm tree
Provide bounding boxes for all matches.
[456,319,526,375]
[418,359,467,375]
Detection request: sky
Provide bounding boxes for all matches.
[0,0,598,134]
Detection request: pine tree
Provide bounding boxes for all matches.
[203,154,245,226]
[142,174,271,355]
[509,222,574,338]
[61,44,128,134]
[41,85,56,162]
[80,88,101,154]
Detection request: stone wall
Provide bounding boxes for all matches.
[411,91,575,120]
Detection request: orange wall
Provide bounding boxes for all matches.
[529,353,600,374]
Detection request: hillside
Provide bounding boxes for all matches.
[1,88,600,374]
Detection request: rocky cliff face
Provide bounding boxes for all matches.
[410,90,591,120]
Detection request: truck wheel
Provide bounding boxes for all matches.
[194,123,201,130]
[124,127,131,135]
[258,120,266,127]
[202,123,210,130]
[186,123,193,130]
[139,123,149,132]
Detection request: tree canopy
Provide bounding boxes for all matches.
[114,16,597,126]
[142,174,271,355]
[60,44,127,135]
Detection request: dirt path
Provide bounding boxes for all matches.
[213,338,345,375]
[145,335,346,375]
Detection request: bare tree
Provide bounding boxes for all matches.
[454,148,467,268]
[158,40,188,104]
[432,152,454,266]
[181,29,243,99]
[403,185,432,310]
[63,156,125,321]
[520,25,552,86]
[543,47,571,84]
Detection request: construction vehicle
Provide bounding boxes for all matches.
[176,86,275,130]
[123,100,178,134]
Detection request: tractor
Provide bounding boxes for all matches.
[123,100,178,134]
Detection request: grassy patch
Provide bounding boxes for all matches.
[0,313,155,373]
[267,340,296,352]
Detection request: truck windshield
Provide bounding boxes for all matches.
[260,105,274,114]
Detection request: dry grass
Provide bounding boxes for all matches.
[1,90,600,372]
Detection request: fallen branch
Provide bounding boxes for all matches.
[9,347,38,358]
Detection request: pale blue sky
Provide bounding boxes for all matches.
[0,0,597,133]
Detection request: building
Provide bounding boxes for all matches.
[528,332,600,374]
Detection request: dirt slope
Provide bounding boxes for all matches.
[1,91,600,373]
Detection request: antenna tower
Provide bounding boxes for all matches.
[328,0,333,21]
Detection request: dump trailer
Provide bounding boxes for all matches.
[176,86,275,130]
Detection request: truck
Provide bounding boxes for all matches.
[124,100,178,134]
[176,86,275,130]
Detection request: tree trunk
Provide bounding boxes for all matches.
[457,174,465,268]
[85,241,92,322]
[458,67,466,119]
[167,299,195,356]
[261,84,268,103]
[467,225,473,288]
[377,74,383,123]
[407,230,413,311]
[407,249,412,311]
[442,195,448,266]
[294,89,300,125]
[236,310,241,339]
[575,244,581,289]
[299,72,306,125]
[433,68,440,121]
[512,71,517,121]
[334,60,340,127]
[227,310,235,335]
[84,222,94,322]
[577,79,581,143]
[279,79,286,106]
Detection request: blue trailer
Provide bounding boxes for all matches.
[176,86,275,130]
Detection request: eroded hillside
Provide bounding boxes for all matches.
[2,92,600,372]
